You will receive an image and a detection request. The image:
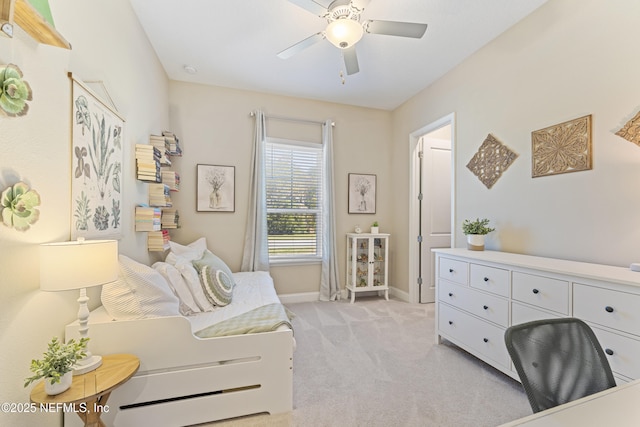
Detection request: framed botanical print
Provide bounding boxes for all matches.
[70,73,125,239]
[348,173,376,214]
[196,164,235,212]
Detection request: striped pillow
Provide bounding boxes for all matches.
[192,250,235,307]
[101,255,180,320]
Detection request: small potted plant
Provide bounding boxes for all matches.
[24,337,88,395]
[370,221,379,234]
[462,218,495,251]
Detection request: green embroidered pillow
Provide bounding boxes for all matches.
[192,250,235,307]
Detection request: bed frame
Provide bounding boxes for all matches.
[64,313,293,426]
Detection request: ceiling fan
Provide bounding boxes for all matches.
[277,0,428,75]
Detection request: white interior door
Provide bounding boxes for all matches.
[419,127,452,303]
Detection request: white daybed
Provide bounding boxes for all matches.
[64,243,294,427]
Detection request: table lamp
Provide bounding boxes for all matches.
[40,238,118,375]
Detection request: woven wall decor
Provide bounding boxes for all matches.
[531,115,592,178]
[466,134,518,189]
[614,110,640,147]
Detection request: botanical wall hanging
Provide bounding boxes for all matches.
[1,181,40,231]
[466,134,518,189]
[614,110,640,147]
[196,164,235,212]
[0,64,32,117]
[531,115,592,178]
[348,173,376,214]
[69,73,124,239]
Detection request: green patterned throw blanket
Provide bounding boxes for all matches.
[195,303,294,338]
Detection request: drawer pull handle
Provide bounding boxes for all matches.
[449,268,454,273]
[448,292,453,297]
[483,338,489,343]
[483,305,489,310]
[448,321,453,325]
[483,277,489,282]
[605,348,614,356]
[605,306,614,313]
[532,288,540,294]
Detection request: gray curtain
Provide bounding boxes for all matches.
[241,110,270,272]
[320,120,340,301]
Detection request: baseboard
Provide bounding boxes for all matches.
[389,286,410,302]
[278,291,319,304]
[279,288,412,304]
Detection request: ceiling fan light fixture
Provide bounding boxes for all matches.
[325,18,363,49]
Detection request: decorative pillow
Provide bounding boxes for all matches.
[192,250,235,307]
[168,237,207,260]
[152,262,201,315]
[101,255,180,320]
[165,252,215,312]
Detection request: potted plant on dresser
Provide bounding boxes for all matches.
[24,337,88,395]
[462,218,495,251]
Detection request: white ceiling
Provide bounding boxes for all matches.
[129,0,547,111]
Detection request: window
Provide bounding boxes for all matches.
[265,138,323,261]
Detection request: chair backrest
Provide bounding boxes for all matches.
[504,317,616,413]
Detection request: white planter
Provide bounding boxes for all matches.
[44,371,73,396]
[370,226,379,234]
[467,234,485,251]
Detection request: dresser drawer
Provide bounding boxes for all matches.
[439,280,509,327]
[512,272,569,315]
[470,263,510,297]
[590,326,640,380]
[439,257,468,286]
[438,303,510,368]
[574,283,640,337]
[511,302,562,326]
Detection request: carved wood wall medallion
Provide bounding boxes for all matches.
[466,134,518,189]
[615,110,640,147]
[531,115,592,178]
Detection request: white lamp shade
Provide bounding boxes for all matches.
[40,239,118,291]
[326,19,364,49]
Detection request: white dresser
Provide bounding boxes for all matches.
[434,248,640,384]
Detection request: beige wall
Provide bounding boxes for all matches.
[391,0,640,295]
[168,81,392,295]
[0,1,169,425]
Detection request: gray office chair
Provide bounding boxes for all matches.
[504,317,616,413]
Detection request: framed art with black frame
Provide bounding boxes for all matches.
[196,164,235,212]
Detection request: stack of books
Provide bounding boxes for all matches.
[161,208,179,229]
[135,206,161,231]
[148,183,172,207]
[148,229,170,252]
[149,134,172,166]
[135,144,161,182]
[161,170,180,191]
[162,130,182,156]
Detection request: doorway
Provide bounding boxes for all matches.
[409,114,454,304]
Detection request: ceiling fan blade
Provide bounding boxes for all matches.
[351,0,371,11]
[277,32,325,59]
[365,20,428,38]
[288,0,328,16]
[343,46,359,75]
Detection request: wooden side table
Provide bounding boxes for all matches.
[30,353,139,427]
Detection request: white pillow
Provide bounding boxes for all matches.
[152,261,201,315]
[168,237,207,260]
[165,252,215,312]
[101,255,180,320]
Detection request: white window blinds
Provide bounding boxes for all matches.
[265,139,323,259]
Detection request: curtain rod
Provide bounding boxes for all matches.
[250,111,335,127]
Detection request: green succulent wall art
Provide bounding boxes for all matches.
[0,64,32,117]
[1,182,41,231]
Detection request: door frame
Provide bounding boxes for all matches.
[408,112,456,304]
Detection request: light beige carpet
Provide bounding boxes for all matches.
[197,297,531,427]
